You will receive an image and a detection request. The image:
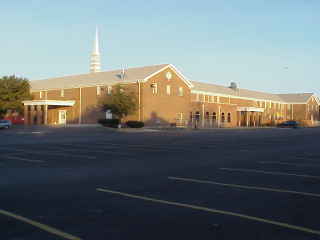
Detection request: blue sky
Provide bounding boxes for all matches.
[1,0,319,95]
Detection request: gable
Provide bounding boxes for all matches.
[143,64,193,89]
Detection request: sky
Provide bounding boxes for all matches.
[1,0,319,95]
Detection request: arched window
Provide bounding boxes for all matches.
[221,113,225,122]
[205,112,210,119]
[227,113,231,123]
[195,111,200,120]
[212,112,217,122]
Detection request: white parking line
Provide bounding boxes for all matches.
[5,156,45,163]
[220,168,320,179]
[259,161,320,168]
[97,188,320,236]
[168,176,320,198]
[46,146,134,157]
[0,209,81,240]
[10,149,97,160]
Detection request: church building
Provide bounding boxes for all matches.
[22,29,320,127]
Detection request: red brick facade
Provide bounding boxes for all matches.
[24,65,320,127]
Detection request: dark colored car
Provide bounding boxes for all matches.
[277,121,300,128]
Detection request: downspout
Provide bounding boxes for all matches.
[138,80,141,121]
[79,87,82,124]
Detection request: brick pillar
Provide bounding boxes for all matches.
[36,105,43,125]
[24,105,29,125]
[30,105,35,125]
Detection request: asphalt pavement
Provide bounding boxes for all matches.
[1,126,320,240]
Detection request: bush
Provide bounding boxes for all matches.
[126,121,144,128]
[98,119,120,128]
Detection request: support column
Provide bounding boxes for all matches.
[30,105,35,125]
[36,105,43,125]
[44,105,48,125]
[246,112,249,127]
[24,105,29,125]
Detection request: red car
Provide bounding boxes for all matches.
[4,116,24,125]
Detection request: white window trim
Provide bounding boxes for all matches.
[107,86,112,95]
[166,85,171,95]
[152,83,158,95]
[178,87,184,97]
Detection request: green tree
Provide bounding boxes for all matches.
[99,85,137,122]
[0,75,32,117]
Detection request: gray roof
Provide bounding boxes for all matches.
[31,64,169,91]
[191,81,284,102]
[30,63,316,104]
[276,93,314,103]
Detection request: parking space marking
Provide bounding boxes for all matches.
[0,209,82,240]
[168,176,320,198]
[49,146,134,157]
[220,168,320,179]
[5,156,45,163]
[259,161,320,168]
[97,188,320,236]
[10,149,97,160]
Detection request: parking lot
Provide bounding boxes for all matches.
[1,126,320,240]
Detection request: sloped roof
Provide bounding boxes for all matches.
[31,64,170,91]
[191,81,284,102]
[276,93,314,103]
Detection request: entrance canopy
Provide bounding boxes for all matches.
[22,100,75,106]
[237,107,264,112]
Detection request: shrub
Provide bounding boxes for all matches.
[126,121,144,128]
[98,119,120,128]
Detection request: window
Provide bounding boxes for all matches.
[61,89,64,97]
[39,91,42,99]
[166,85,171,95]
[152,83,158,94]
[212,112,217,122]
[205,112,210,119]
[227,113,231,123]
[178,87,183,96]
[107,86,112,95]
[209,96,213,103]
[221,113,225,122]
[217,96,220,103]
[195,111,200,120]
[97,86,101,96]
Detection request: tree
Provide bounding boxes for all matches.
[99,84,137,122]
[0,75,32,117]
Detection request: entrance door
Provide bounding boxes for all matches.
[58,110,67,124]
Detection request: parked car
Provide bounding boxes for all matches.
[277,121,300,128]
[0,120,12,129]
[4,116,24,124]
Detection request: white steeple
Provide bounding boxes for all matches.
[90,27,101,73]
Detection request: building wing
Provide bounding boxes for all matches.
[191,81,284,102]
